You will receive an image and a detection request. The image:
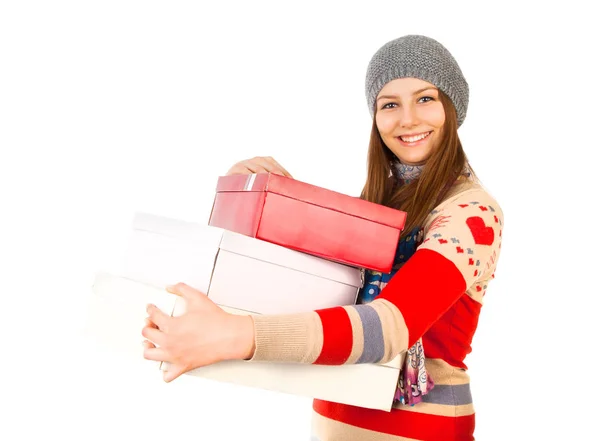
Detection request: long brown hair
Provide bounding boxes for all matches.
[360,90,475,238]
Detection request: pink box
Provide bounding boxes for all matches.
[209,173,408,273]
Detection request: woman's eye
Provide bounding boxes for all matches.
[419,96,434,103]
[381,102,397,109]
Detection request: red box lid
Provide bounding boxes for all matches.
[215,173,406,230]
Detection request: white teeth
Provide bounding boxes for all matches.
[400,132,430,143]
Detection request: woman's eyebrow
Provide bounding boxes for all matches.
[413,86,438,95]
[376,95,398,101]
[376,87,439,102]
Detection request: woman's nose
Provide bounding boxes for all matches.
[399,105,418,128]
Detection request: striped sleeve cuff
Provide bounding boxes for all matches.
[247,299,409,366]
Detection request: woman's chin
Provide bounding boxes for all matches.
[396,154,429,166]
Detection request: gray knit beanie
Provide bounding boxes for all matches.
[365,35,469,127]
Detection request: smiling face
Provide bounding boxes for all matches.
[375,77,446,165]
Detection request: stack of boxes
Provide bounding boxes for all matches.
[89,173,408,411]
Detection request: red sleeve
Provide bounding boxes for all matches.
[377,248,466,347]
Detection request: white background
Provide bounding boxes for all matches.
[1,1,598,440]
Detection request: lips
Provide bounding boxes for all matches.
[399,131,432,143]
[396,131,433,147]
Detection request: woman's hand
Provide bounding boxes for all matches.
[226,156,292,178]
[142,283,256,383]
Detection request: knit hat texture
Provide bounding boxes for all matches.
[365,35,469,127]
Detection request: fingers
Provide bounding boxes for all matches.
[145,341,183,383]
[166,283,206,302]
[241,162,270,174]
[264,156,292,178]
[141,325,166,346]
[248,157,287,176]
[226,156,292,178]
[163,365,186,383]
[227,163,268,175]
[146,304,170,330]
[143,338,187,383]
[142,344,170,363]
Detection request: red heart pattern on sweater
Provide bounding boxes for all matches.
[466,216,494,246]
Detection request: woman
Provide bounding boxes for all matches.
[142,35,503,440]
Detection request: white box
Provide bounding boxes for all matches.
[122,212,363,314]
[88,272,403,411]
[85,271,179,358]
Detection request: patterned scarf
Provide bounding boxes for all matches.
[357,160,434,406]
[391,161,423,185]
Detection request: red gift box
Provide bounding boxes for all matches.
[208,173,407,273]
